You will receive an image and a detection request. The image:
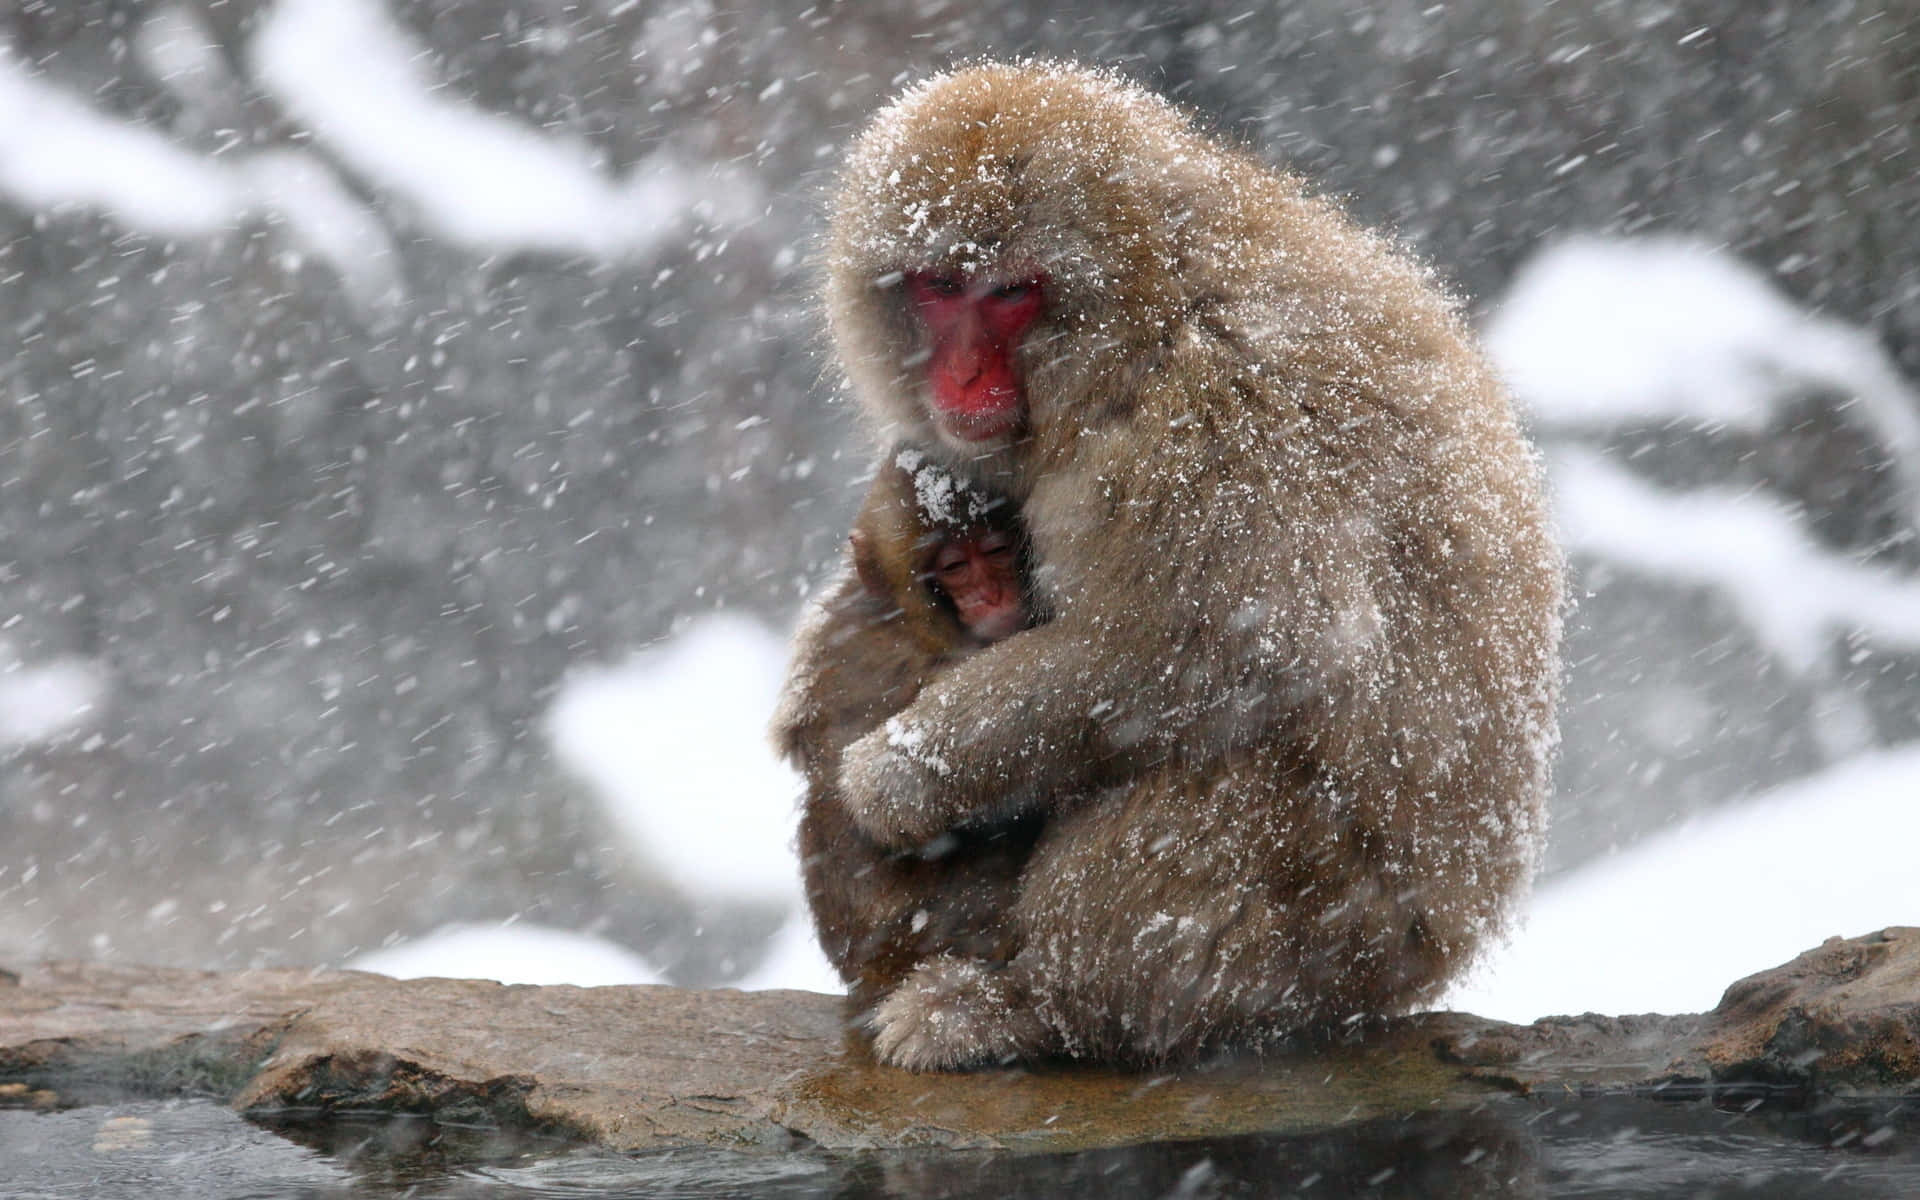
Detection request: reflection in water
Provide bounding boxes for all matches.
[0,1097,350,1198]
[3,1092,1917,1198]
[835,1106,1540,1198]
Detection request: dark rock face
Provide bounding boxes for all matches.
[3,930,1915,1154]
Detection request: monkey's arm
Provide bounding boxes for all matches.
[837,609,1280,849]
[837,401,1361,849]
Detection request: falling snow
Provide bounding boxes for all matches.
[0,3,1912,1032]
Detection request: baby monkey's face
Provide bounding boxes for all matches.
[928,528,1025,645]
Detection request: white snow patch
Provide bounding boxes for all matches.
[1487,234,1920,525]
[0,44,243,235]
[1551,448,1920,669]
[244,148,404,309]
[545,613,805,908]
[347,922,664,987]
[0,42,399,307]
[1449,747,1920,1022]
[0,655,106,747]
[881,715,952,777]
[544,613,843,991]
[253,0,760,259]
[908,460,959,525]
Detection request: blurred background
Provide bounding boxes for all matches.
[0,0,1914,1019]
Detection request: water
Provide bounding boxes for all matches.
[2,1091,1915,1198]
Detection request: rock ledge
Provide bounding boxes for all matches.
[3,929,1915,1153]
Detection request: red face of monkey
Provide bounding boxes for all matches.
[906,272,1046,444]
[928,528,1026,644]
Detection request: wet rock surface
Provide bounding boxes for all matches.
[1677,927,1920,1094]
[3,929,1916,1155]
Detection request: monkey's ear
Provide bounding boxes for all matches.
[850,528,889,599]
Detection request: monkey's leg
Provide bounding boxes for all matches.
[868,751,1463,1070]
[1009,756,1464,1064]
[863,770,1283,1070]
[807,794,1039,1018]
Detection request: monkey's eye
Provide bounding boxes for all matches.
[989,282,1032,300]
[974,530,1016,558]
[931,543,970,579]
[921,274,964,296]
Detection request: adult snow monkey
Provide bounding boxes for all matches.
[813,61,1564,1070]
[774,451,1042,1010]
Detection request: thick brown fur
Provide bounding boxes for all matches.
[810,62,1565,1069]
[771,451,1040,1010]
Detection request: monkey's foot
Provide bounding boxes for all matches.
[840,723,952,849]
[867,956,1050,1072]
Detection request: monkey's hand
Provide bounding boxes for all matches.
[839,717,963,850]
[840,620,1175,840]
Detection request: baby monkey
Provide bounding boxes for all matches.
[772,450,1040,1009]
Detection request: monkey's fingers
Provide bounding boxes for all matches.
[866,956,1052,1072]
[839,721,958,849]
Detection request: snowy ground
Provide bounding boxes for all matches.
[1446,746,1920,1020]
[349,611,847,996]
[349,922,666,989]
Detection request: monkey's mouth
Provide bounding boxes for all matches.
[935,394,1023,443]
[960,604,1026,644]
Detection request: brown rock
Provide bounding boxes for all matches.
[1423,1010,1705,1092]
[1674,927,1920,1095]
[0,961,1516,1152]
[3,929,1917,1154]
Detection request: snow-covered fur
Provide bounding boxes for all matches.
[804,61,1565,1069]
